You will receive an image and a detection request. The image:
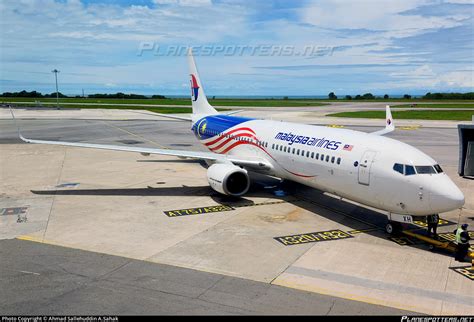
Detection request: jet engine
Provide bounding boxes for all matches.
[207,163,250,196]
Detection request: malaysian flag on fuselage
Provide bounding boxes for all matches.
[343,144,353,151]
[196,115,261,154]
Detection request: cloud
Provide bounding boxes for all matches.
[0,0,472,95]
[153,0,212,6]
[299,0,468,38]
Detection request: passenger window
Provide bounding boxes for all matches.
[292,148,295,154]
[405,165,416,176]
[415,166,436,174]
[297,149,300,155]
[331,156,335,163]
[321,154,324,161]
[272,144,274,149]
[393,163,403,174]
[316,153,319,160]
[434,164,443,173]
[311,152,314,158]
[337,157,341,165]
[325,155,330,162]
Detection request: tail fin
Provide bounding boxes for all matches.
[370,105,395,136]
[187,48,218,120]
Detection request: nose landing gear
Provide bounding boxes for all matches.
[385,221,403,235]
[385,213,414,235]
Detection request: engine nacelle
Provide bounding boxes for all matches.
[207,163,250,196]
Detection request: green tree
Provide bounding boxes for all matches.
[345,95,352,100]
[383,94,389,99]
[328,92,337,100]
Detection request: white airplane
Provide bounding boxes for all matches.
[10,49,465,234]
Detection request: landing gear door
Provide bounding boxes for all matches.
[358,150,377,185]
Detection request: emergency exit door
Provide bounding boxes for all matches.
[358,150,377,185]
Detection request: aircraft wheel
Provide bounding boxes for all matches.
[385,221,401,235]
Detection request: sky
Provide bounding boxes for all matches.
[0,0,473,96]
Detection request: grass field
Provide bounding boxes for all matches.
[0,97,327,107]
[327,110,474,121]
[393,103,474,109]
[3,103,229,114]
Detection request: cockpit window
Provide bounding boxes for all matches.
[405,165,416,176]
[393,163,403,174]
[415,166,436,174]
[434,164,443,173]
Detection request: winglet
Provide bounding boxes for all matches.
[370,105,395,136]
[9,106,29,143]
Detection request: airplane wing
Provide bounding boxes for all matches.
[146,110,244,122]
[370,105,395,136]
[9,107,272,170]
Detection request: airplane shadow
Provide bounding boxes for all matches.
[31,180,458,259]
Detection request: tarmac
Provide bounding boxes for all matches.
[1,106,473,315]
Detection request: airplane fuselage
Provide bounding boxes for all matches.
[193,114,465,217]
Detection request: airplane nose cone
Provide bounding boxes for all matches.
[430,184,465,213]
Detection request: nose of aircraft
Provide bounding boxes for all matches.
[430,179,465,213]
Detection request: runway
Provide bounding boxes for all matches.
[1,109,473,315]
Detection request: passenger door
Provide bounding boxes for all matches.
[358,150,377,185]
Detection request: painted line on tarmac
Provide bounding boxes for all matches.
[280,265,474,314]
[347,228,381,235]
[398,125,421,130]
[274,229,353,246]
[101,120,169,149]
[164,205,234,217]
[449,266,474,281]
[163,199,299,217]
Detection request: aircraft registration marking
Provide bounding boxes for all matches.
[274,229,353,246]
[164,205,234,217]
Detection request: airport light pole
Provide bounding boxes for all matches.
[52,69,60,108]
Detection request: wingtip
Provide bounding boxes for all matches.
[8,105,28,142]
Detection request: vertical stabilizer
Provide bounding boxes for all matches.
[187,48,218,120]
[370,105,395,136]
